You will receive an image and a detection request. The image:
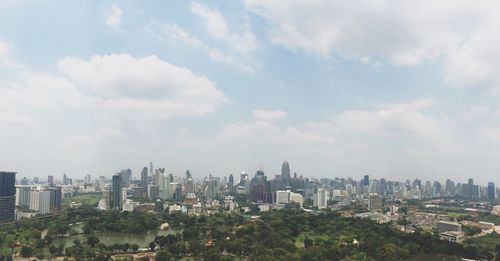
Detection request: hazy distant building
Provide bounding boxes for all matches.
[141,167,148,198]
[368,193,382,212]
[148,184,159,200]
[488,182,495,201]
[0,171,16,223]
[48,175,54,186]
[281,160,291,188]
[119,169,132,186]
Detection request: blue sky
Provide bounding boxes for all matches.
[1,0,500,185]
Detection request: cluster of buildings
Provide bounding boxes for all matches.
[1,162,499,224]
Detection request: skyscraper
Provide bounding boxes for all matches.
[111,174,122,210]
[0,171,16,223]
[119,169,132,186]
[487,182,495,201]
[468,178,474,199]
[49,187,62,213]
[281,160,291,187]
[141,167,148,199]
[363,175,370,186]
[48,175,54,187]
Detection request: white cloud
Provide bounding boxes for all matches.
[104,4,123,30]
[190,2,257,55]
[190,2,228,39]
[245,0,500,89]
[252,109,287,121]
[58,54,228,120]
[147,22,254,73]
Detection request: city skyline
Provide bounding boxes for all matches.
[3,1,500,184]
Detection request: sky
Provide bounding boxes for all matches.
[1,0,500,185]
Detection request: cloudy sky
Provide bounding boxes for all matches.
[2,0,500,185]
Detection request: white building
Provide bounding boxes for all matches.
[491,205,500,216]
[290,193,304,207]
[315,188,328,209]
[122,199,134,212]
[276,190,290,204]
[29,190,51,214]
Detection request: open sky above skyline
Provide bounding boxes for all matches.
[2,0,500,184]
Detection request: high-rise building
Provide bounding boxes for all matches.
[29,190,51,214]
[0,171,16,223]
[368,193,382,212]
[250,170,267,203]
[148,184,159,200]
[48,175,54,186]
[111,175,122,210]
[141,167,148,199]
[281,160,291,188]
[363,175,370,186]
[468,178,474,199]
[15,185,32,208]
[48,187,62,212]
[276,190,290,204]
[315,188,327,209]
[119,169,132,186]
[487,182,495,201]
[84,174,92,184]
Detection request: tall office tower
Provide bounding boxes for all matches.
[84,174,92,184]
[48,186,62,213]
[148,184,159,200]
[48,175,54,186]
[315,188,327,209]
[363,175,370,186]
[119,169,132,186]
[204,175,219,201]
[445,179,454,196]
[281,160,291,187]
[150,162,154,177]
[185,174,195,194]
[63,174,68,185]
[111,174,122,210]
[250,170,267,203]
[488,182,496,200]
[468,178,474,199]
[228,174,235,194]
[380,178,387,196]
[0,171,16,223]
[141,167,148,198]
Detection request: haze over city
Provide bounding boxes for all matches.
[2,1,500,185]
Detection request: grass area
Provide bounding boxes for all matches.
[294,232,330,248]
[465,233,500,252]
[477,214,500,225]
[63,193,102,207]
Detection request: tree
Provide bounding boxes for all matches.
[49,245,58,256]
[149,241,156,251]
[20,246,33,257]
[131,244,139,252]
[156,250,172,261]
[304,238,314,248]
[86,235,100,248]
